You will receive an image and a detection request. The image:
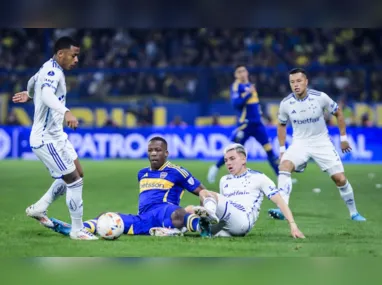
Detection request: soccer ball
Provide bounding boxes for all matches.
[96,212,124,240]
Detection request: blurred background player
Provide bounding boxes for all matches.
[50,137,214,238]
[268,68,366,222]
[190,143,304,238]
[12,36,97,240]
[207,65,279,184]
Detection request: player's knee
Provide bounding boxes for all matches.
[332,173,346,186]
[171,208,186,228]
[62,170,81,184]
[279,160,294,172]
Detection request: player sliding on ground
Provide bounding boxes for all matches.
[50,137,214,238]
[268,68,366,221]
[12,37,96,240]
[152,143,305,238]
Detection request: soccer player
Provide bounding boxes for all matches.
[187,143,304,238]
[50,137,213,238]
[268,68,366,221]
[12,36,97,240]
[207,65,279,184]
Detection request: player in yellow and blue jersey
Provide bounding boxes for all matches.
[49,137,213,237]
[207,65,279,184]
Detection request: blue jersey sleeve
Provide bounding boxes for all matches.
[175,166,201,193]
[231,83,252,110]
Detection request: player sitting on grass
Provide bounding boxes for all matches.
[187,143,305,238]
[50,136,214,238]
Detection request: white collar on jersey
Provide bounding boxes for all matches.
[233,169,248,178]
[50,58,63,71]
[293,90,310,102]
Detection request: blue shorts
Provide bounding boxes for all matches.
[231,122,271,146]
[118,203,181,235]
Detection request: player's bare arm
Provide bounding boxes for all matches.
[192,184,206,196]
[333,107,352,153]
[12,91,32,103]
[277,123,287,159]
[270,193,305,239]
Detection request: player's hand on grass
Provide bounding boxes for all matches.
[12,91,30,103]
[341,141,352,153]
[290,222,305,239]
[64,111,79,130]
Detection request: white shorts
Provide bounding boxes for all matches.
[32,140,78,178]
[212,194,256,237]
[282,139,344,176]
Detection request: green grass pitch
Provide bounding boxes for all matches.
[0,159,381,257]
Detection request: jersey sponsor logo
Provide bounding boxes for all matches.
[47,71,55,76]
[139,178,174,192]
[224,190,250,198]
[293,117,320,124]
[291,110,296,114]
[44,78,54,84]
[290,101,295,104]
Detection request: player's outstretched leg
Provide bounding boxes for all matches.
[331,173,366,221]
[26,179,67,228]
[268,160,295,220]
[196,190,220,224]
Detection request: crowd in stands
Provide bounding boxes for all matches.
[1,28,381,126]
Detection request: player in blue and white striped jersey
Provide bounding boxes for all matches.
[268,68,366,222]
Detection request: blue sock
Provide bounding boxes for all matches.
[266,150,279,175]
[183,213,200,232]
[83,219,98,234]
[216,156,225,168]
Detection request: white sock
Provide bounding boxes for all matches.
[35,179,67,211]
[66,178,84,232]
[278,171,292,205]
[204,197,217,214]
[337,180,358,216]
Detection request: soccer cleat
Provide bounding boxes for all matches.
[351,213,366,222]
[193,206,219,224]
[268,208,285,220]
[26,205,54,228]
[50,217,72,236]
[69,228,99,240]
[198,217,212,238]
[207,165,218,184]
[149,227,184,237]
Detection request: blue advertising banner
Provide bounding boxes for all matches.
[0,126,379,162]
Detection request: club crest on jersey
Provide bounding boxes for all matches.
[160,172,168,179]
[47,71,55,76]
[187,177,194,185]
